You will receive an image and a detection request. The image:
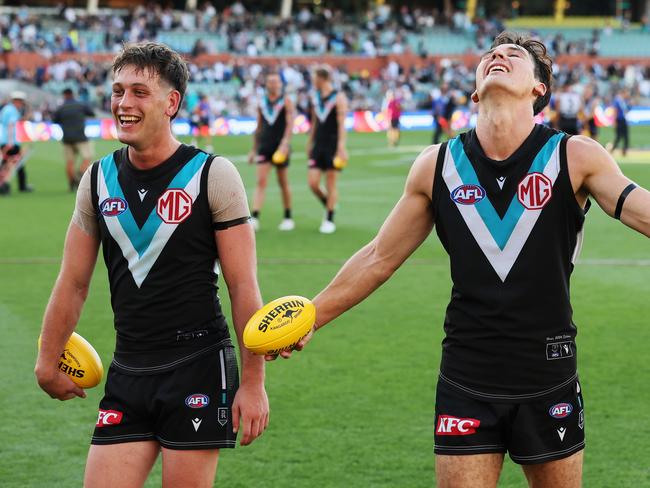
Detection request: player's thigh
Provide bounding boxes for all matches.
[63,143,75,161]
[276,165,290,186]
[307,167,322,187]
[436,453,505,488]
[522,450,583,488]
[161,447,219,488]
[256,162,272,185]
[325,169,338,190]
[84,441,159,488]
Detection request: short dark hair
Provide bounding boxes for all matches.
[62,88,73,96]
[112,41,189,119]
[314,66,331,81]
[490,32,553,115]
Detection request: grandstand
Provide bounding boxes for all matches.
[1,1,649,132]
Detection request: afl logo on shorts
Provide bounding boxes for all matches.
[518,173,552,210]
[549,402,573,419]
[185,393,210,409]
[100,197,127,217]
[451,184,485,205]
[157,189,192,224]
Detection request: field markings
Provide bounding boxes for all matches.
[2,257,650,267]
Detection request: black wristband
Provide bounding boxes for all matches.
[614,183,637,220]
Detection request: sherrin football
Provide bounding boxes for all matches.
[271,149,287,164]
[38,332,104,388]
[333,156,347,169]
[243,296,315,355]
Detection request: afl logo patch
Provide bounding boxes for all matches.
[549,402,573,419]
[518,173,552,210]
[100,197,127,217]
[185,393,210,409]
[451,184,485,205]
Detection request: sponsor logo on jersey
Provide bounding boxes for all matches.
[100,197,128,217]
[517,172,552,210]
[157,188,193,224]
[185,394,210,409]
[96,409,123,427]
[549,403,573,419]
[451,184,485,205]
[436,415,481,435]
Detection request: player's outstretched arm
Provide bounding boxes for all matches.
[568,135,650,237]
[215,223,269,445]
[274,145,440,360]
[35,222,99,400]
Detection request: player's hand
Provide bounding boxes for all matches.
[247,150,256,165]
[336,147,348,161]
[278,141,289,157]
[231,380,269,446]
[265,325,316,361]
[35,366,86,401]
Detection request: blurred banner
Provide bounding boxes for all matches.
[15,107,650,142]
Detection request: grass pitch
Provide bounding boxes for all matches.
[0,128,648,487]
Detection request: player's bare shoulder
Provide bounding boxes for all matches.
[566,134,623,190]
[406,144,442,200]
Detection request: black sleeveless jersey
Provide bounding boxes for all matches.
[432,124,587,400]
[312,90,338,146]
[90,144,231,375]
[258,94,286,152]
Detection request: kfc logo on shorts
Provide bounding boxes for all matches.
[157,189,193,224]
[517,173,553,210]
[96,409,123,427]
[436,415,481,435]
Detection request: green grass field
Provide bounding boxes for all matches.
[1,128,648,487]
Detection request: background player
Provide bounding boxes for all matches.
[385,88,402,147]
[35,42,268,488]
[248,70,296,231]
[306,66,348,234]
[52,87,95,191]
[0,90,32,194]
[275,32,650,488]
[192,93,213,153]
[555,82,583,135]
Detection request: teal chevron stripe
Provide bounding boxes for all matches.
[100,151,208,258]
[448,134,562,250]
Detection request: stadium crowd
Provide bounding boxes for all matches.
[1,3,649,124]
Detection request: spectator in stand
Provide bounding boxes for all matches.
[52,88,95,191]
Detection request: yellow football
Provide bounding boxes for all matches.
[38,332,104,388]
[243,296,315,355]
[271,150,287,164]
[333,156,347,169]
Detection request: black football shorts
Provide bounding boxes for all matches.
[434,375,585,464]
[91,346,239,450]
[257,141,290,167]
[309,144,338,171]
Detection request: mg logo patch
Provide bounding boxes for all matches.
[157,189,192,224]
[518,173,552,210]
